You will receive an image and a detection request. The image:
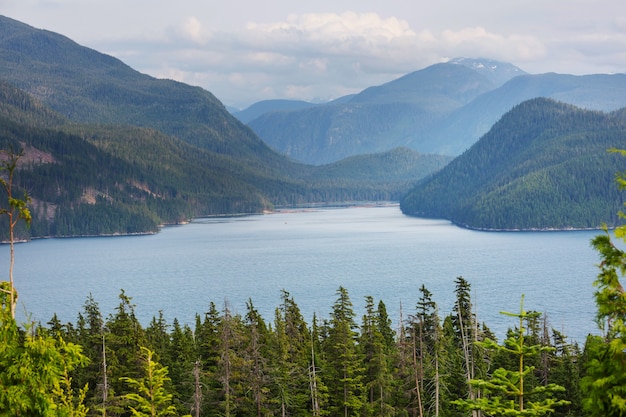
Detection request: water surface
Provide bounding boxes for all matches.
[4,205,603,342]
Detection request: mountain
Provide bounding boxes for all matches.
[247,59,626,165]
[0,15,281,167]
[423,72,626,155]
[249,60,520,165]
[0,79,446,238]
[400,98,626,230]
[447,57,526,87]
[0,16,450,238]
[233,99,318,124]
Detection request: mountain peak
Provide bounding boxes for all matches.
[448,57,527,86]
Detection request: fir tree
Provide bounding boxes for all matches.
[120,347,183,417]
[452,295,570,416]
[322,286,365,417]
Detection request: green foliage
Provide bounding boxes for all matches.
[401,98,626,230]
[120,347,182,417]
[0,81,444,239]
[322,287,365,416]
[0,302,89,415]
[582,227,626,416]
[17,282,598,417]
[453,295,569,416]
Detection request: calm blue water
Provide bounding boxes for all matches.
[2,205,605,343]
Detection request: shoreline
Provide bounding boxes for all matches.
[7,201,612,242]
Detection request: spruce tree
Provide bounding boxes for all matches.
[581,151,626,416]
[360,296,395,416]
[105,290,146,412]
[322,286,364,417]
[452,295,569,416]
[120,347,183,417]
[269,290,312,416]
[242,299,271,417]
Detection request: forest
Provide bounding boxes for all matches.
[0,80,450,240]
[2,272,623,417]
[3,150,626,417]
[400,98,626,230]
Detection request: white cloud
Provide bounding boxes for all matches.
[152,12,553,106]
[180,17,208,43]
[19,5,622,108]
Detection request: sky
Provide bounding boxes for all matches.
[3,0,626,109]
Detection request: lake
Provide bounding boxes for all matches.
[2,204,606,343]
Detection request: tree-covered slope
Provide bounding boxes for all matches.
[0,81,446,238]
[249,59,626,163]
[232,99,318,124]
[425,72,626,155]
[400,98,626,230]
[0,15,282,165]
[249,61,513,165]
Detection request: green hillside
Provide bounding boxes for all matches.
[0,80,446,238]
[400,98,626,230]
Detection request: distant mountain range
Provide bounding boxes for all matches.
[1,14,625,235]
[244,59,626,164]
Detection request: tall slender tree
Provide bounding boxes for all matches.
[581,149,626,416]
[120,347,182,417]
[270,290,312,416]
[322,286,364,417]
[0,148,31,318]
[360,296,395,416]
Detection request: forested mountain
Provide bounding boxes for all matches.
[0,16,454,238]
[232,99,318,123]
[401,98,626,230]
[423,72,626,155]
[248,59,626,164]
[0,15,293,170]
[249,59,516,164]
[0,80,446,238]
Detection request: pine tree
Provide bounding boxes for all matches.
[269,290,312,416]
[241,299,271,417]
[413,284,444,417]
[167,319,197,414]
[105,290,146,412]
[549,329,583,416]
[581,226,626,416]
[579,148,626,415]
[195,302,222,416]
[322,286,364,417]
[452,295,570,416]
[120,346,182,417]
[360,296,396,416]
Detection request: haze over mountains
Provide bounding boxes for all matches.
[0,14,625,235]
[242,59,626,165]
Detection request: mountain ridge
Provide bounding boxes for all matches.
[400,98,626,230]
[247,60,626,164]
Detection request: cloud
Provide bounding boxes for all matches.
[90,10,623,108]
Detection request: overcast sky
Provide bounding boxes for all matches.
[3,0,626,108]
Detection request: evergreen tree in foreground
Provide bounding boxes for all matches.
[582,148,626,416]
[120,346,187,417]
[452,295,570,416]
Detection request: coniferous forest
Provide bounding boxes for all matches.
[0,279,588,417]
[4,151,626,417]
